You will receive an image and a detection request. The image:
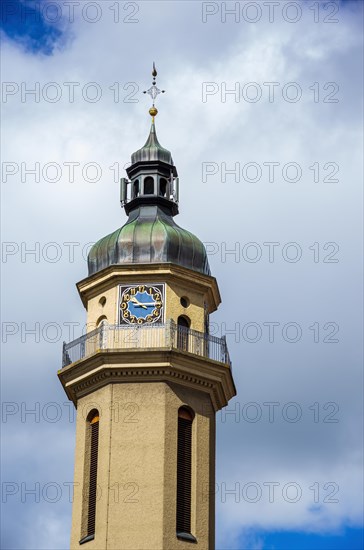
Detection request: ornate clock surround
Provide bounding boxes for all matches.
[118,283,165,325]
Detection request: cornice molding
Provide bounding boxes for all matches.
[76,263,221,313]
[58,348,236,411]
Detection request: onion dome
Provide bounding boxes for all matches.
[88,205,210,276]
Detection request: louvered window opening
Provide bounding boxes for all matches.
[176,413,192,535]
[87,415,99,538]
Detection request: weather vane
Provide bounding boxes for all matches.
[143,62,165,119]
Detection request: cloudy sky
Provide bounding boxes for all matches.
[1,0,363,548]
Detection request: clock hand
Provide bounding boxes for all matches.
[130,296,157,309]
[130,296,148,309]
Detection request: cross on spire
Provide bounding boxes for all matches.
[143,62,165,119]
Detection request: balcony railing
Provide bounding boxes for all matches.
[62,320,231,368]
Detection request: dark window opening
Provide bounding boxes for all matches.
[176,407,194,539]
[133,180,139,198]
[160,178,168,197]
[177,316,190,352]
[180,296,190,308]
[144,176,154,195]
[87,411,99,539]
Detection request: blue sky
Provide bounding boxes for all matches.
[1,1,363,549]
[0,0,65,54]
[262,527,364,549]
[235,526,364,549]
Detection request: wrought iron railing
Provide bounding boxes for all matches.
[62,320,231,368]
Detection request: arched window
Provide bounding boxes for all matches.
[159,177,168,197]
[176,407,194,539]
[96,315,107,327]
[144,176,154,195]
[177,316,190,352]
[80,410,100,544]
[96,317,108,350]
[133,179,139,198]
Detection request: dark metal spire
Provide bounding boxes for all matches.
[131,120,173,165]
[121,64,179,216]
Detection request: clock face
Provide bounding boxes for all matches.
[119,284,164,325]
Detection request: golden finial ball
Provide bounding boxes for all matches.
[149,107,158,117]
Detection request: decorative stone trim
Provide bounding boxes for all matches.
[76,262,221,313]
[58,349,235,411]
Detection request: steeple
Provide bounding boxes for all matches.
[120,64,178,216]
[88,65,211,277]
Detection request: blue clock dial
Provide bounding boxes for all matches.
[119,284,164,325]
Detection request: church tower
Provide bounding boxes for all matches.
[58,66,236,550]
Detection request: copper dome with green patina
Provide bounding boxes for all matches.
[88,204,210,276]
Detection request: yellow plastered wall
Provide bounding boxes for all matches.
[70,385,112,550]
[85,279,208,333]
[70,382,215,550]
[85,286,118,331]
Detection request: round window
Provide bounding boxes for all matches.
[180,297,190,308]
